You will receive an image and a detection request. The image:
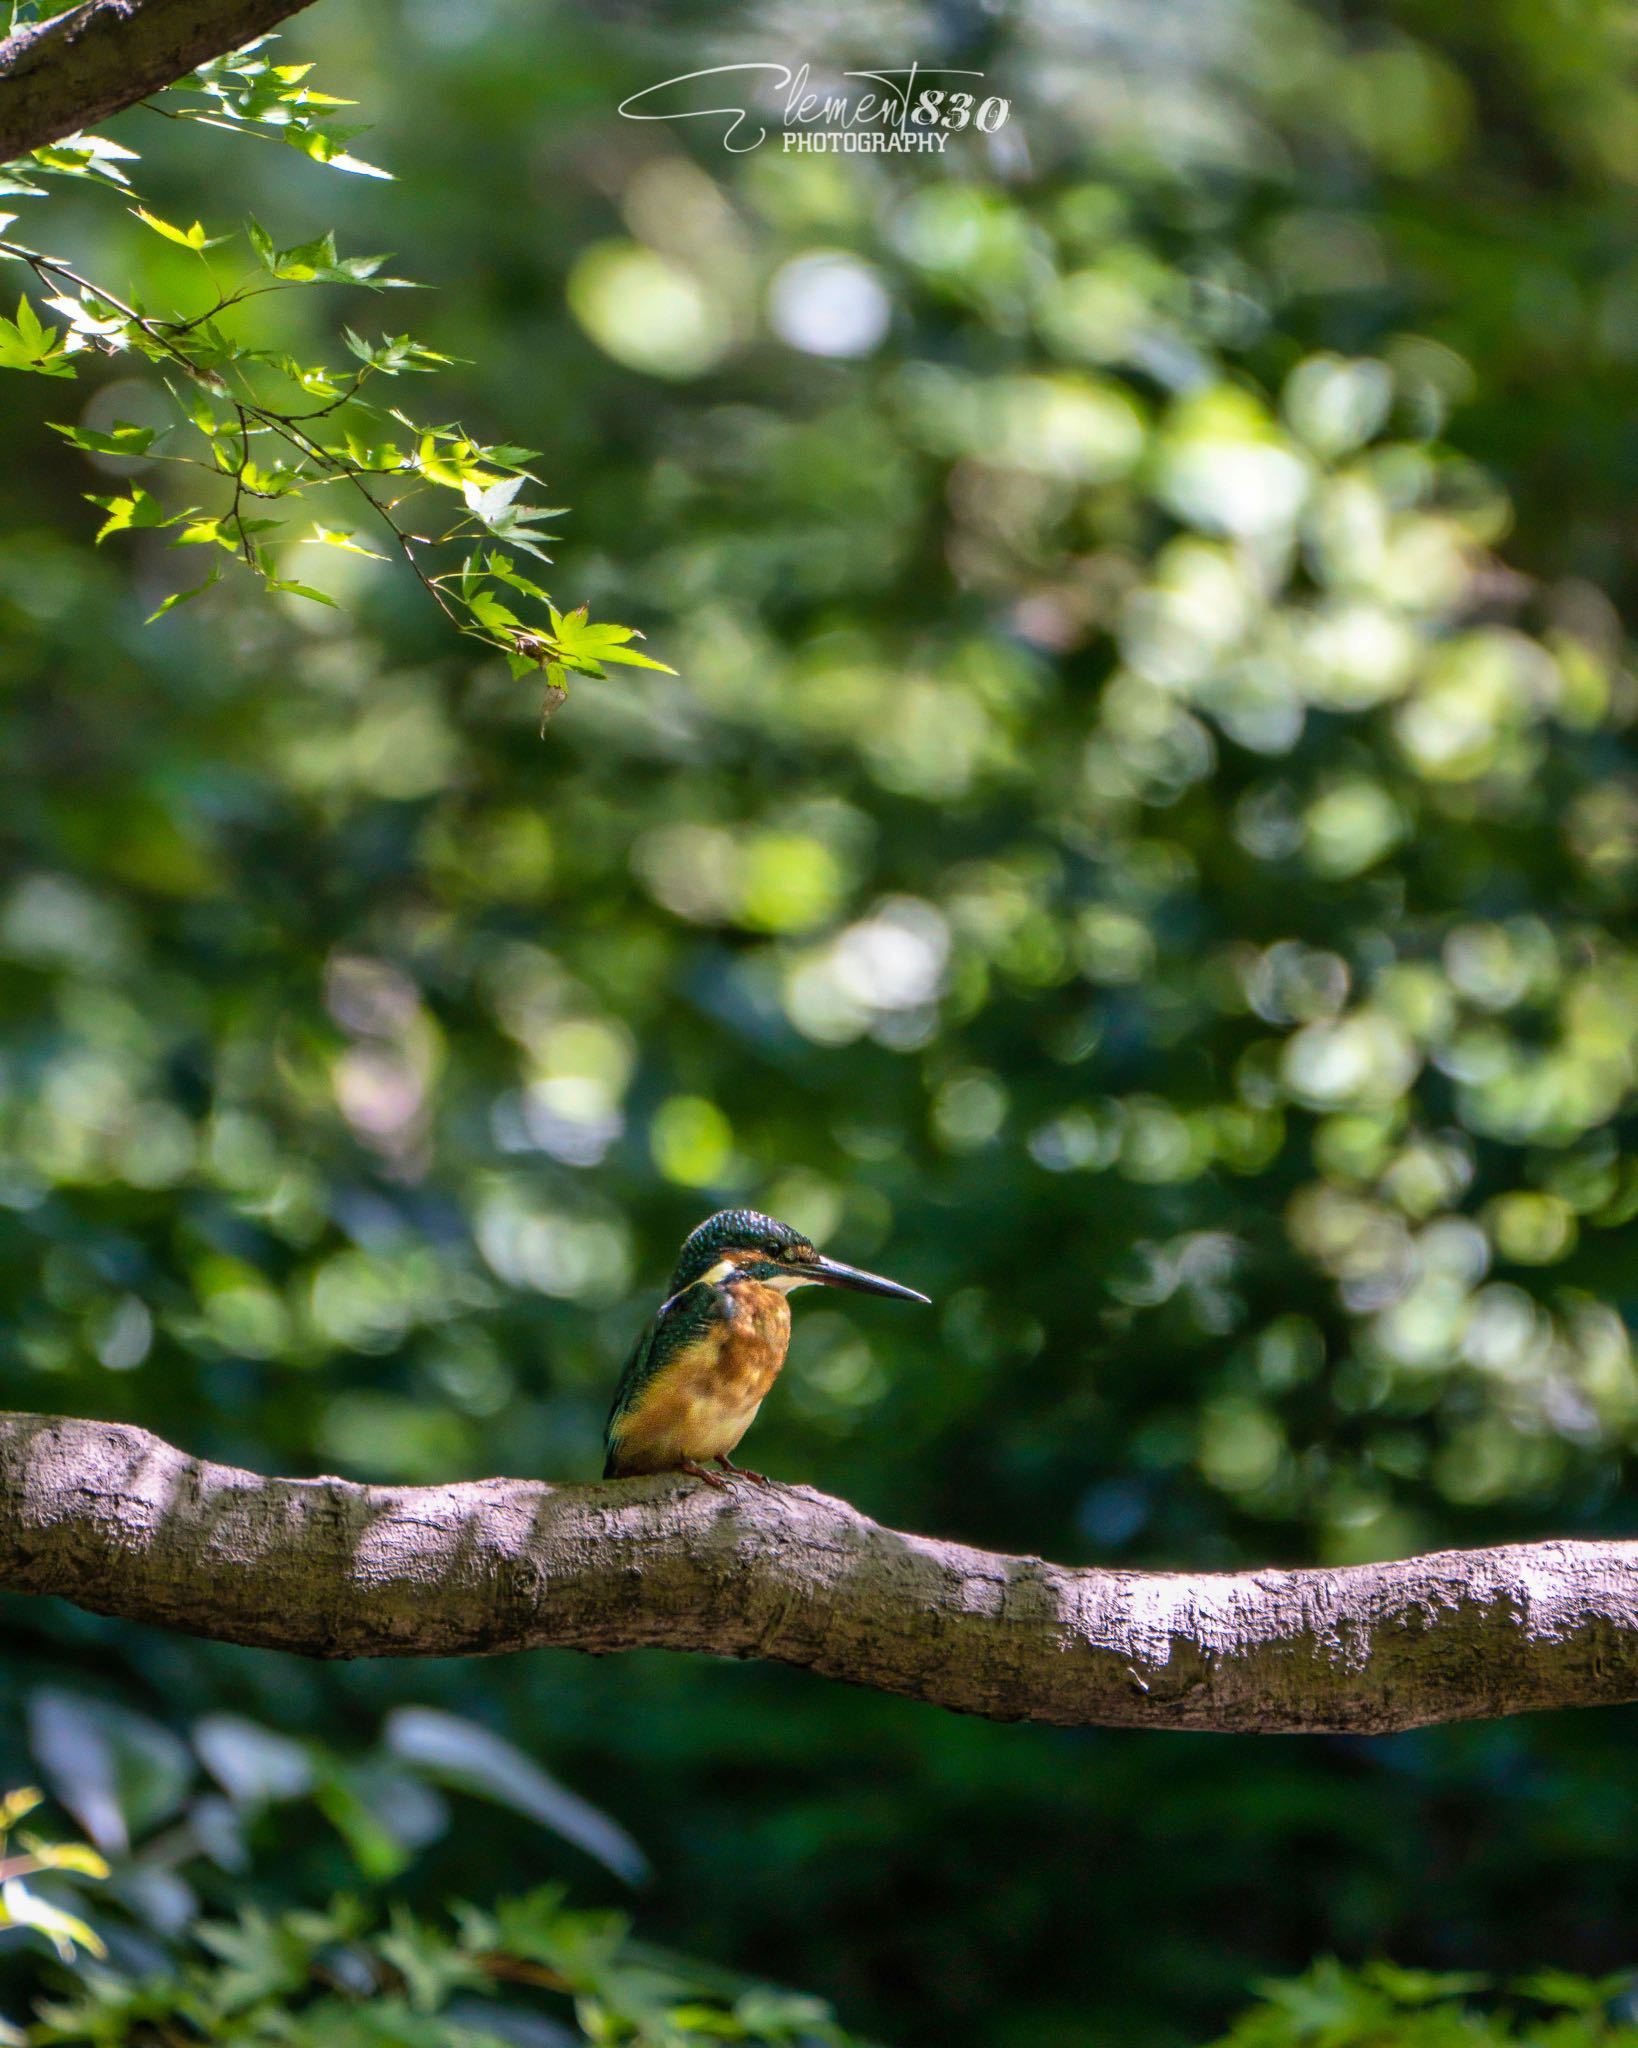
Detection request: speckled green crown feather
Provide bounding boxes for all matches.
[668,1208,813,1293]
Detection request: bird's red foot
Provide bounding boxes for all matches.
[715,1455,772,1487]
[679,1458,730,1490]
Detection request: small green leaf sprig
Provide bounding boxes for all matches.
[0,1787,108,1979]
[0,37,672,725]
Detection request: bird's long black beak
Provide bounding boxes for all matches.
[807,1254,930,1305]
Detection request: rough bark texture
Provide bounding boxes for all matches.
[0,0,323,161]
[4,1411,1638,1733]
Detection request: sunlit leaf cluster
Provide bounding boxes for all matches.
[0,1694,856,2044]
[0,34,670,709]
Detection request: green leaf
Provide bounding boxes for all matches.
[265,578,340,608]
[30,132,138,188]
[168,515,233,548]
[289,130,392,180]
[342,328,450,374]
[482,551,552,603]
[573,641,674,673]
[465,588,522,635]
[146,567,222,622]
[734,1988,837,2034]
[1513,1970,1634,2013]
[384,1708,648,1886]
[16,1836,111,1879]
[245,214,276,272]
[194,1905,314,2012]
[314,1775,409,1879]
[194,1713,315,1806]
[0,1877,105,1963]
[375,1903,487,2014]
[416,433,504,490]
[88,486,193,541]
[338,429,406,471]
[0,1788,42,1833]
[29,1690,193,1853]
[302,523,388,560]
[0,293,73,377]
[267,227,337,279]
[271,353,346,399]
[547,604,675,678]
[263,229,409,286]
[130,206,227,251]
[41,290,127,341]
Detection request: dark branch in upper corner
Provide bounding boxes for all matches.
[0,0,322,161]
[4,1410,1638,1734]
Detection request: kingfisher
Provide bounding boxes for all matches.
[602,1207,929,1487]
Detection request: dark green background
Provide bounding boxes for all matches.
[6,0,1638,2040]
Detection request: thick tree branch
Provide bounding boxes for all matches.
[3,1411,1638,1733]
[0,0,322,162]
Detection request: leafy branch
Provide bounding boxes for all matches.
[0,1730,855,2048]
[0,1787,108,1978]
[0,36,672,723]
[17,1880,855,2048]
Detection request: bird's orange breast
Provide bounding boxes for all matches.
[612,1280,792,1473]
[717,1279,792,1403]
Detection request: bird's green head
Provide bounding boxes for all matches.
[667,1207,929,1306]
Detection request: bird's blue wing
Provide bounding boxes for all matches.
[604,1317,662,1446]
[601,1277,724,1474]
[603,1284,709,1474]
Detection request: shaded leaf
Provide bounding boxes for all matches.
[384,1709,648,1887]
[0,1878,105,1964]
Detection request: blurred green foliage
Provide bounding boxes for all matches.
[0,1777,860,2047]
[0,38,667,694]
[6,0,1638,2041]
[1211,1962,1638,2048]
